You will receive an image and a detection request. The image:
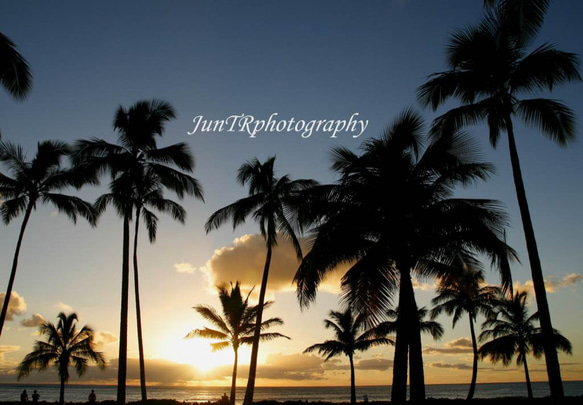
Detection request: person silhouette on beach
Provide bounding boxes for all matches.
[20,390,28,403]
[88,390,97,404]
[32,390,39,403]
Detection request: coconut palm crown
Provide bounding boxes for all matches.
[0,140,95,336]
[17,312,106,405]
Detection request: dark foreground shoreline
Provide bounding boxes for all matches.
[2,398,583,405]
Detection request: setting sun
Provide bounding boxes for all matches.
[156,334,237,372]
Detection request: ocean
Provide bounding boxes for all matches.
[1,382,582,403]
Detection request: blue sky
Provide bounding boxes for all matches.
[0,0,582,390]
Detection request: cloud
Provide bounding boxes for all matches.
[197,234,344,296]
[0,292,27,321]
[0,357,200,386]
[424,337,473,355]
[0,345,20,362]
[20,313,46,328]
[431,362,473,370]
[94,331,118,349]
[514,273,583,296]
[356,358,393,371]
[174,262,197,274]
[56,302,73,312]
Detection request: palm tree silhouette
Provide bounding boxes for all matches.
[129,167,195,401]
[0,140,95,336]
[479,290,572,399]
[304,308,392,405]
[187,282,289,405]
[294,110,516,404]
[73,99,203,403]
[375,306,444,342]
[17,312,106,405]
[418,6,580,397]
[430,255,500,400]
[0,32,32,100]
[205,156,316,405]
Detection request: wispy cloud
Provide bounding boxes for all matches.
[0,345,20,363]
[56,302,73,312]
[425,337,473,355]
[431,362,473,370]
[514,273,583,295]
[174,262,197,274]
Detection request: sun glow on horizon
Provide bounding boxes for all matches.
[156,334,240,372]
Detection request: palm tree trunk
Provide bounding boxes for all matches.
[243,244,273,405]
[230,348,239,405]
[506,120,564,398]
[133,207,147,401]
[403,271,425,402]
[117,213,131,405]
[391,268,411,405]
[467,313,479,400]
[349,353,356,405]
[59,376,65,405]
[0,201,33,336]
[523,356,533,399]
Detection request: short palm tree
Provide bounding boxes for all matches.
[418,6,580,397]
[430,255,500,400]
[479,290,572,399]
[17,312,106,405]
[73,99,203,403]
[187,282,289,405]
[294,110,516,404]
[205,156,316,405]
[375,306,444,342]
[0,140,95,336]
[303,308,392,405]
[0,32,32,100]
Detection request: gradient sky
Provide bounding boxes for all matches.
[1,0,582,391]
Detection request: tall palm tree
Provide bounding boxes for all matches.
[294,110,516,404]
[0,32,32,101]
[479,290,572,399]
[17,312,106,405]
[129,168,191,401]
[187,282,289,405]
[417,6,580,397]
[430,255,500,400]
[303,308,392,405]
[205,156,316,405]
[72,99,203,404]
[0,140,95,336]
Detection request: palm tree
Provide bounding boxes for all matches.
[294,110,516,404]
[430,255,500,400]
[0,32,32,100]
[0,140,95,336]
[483,0,549,43]
[479,290,572,399]
[72,99,203,404]
[205,156,316,405]
[186,282,289,405]
[417,6,580,397]
[303,308,392,405]
[375,306,444,342]
[129,169,192,401]
[17,312,106,405]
